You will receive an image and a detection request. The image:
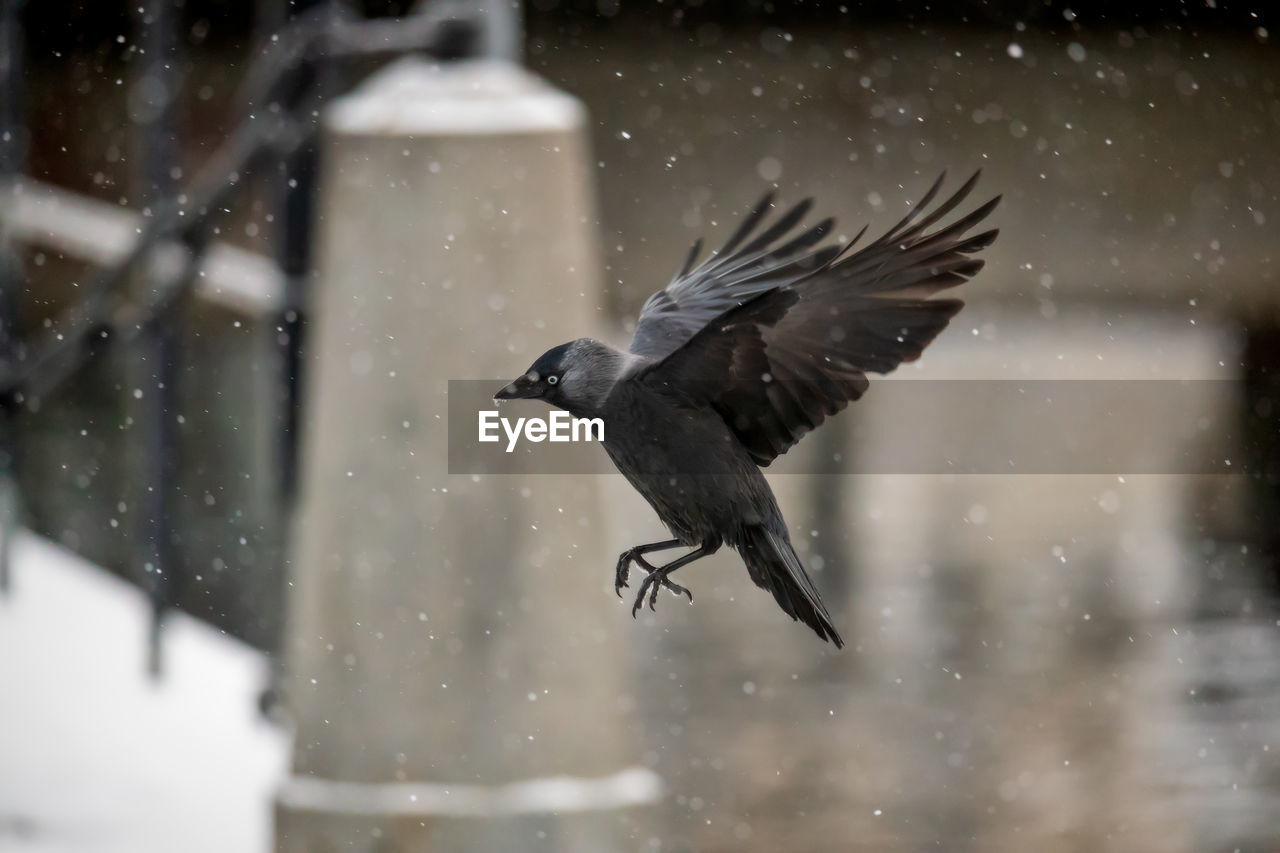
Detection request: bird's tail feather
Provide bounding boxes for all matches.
[740,526,844,648]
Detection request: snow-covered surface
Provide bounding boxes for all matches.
[278,766,663,818]
[0,530,289,852]
[5,179,283,315]
[327,57,585,136]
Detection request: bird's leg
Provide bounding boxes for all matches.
[632,541,720,618]
[615,539,684,597]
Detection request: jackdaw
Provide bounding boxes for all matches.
[496,171,999,647]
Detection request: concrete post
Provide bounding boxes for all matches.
[275,58,658,852]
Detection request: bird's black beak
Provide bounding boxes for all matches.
[494,375,540,403]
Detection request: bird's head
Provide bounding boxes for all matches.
[495,338,624,414]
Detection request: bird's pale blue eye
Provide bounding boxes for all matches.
[547,375,559,386]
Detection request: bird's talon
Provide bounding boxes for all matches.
[673,583,693,604]
[614,550,635,599]
[632,581,650,614]
[629,567,694,617]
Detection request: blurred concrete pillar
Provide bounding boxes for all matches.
[275,58,658,852]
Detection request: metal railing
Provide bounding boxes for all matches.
[0,0,27,597]
[0,0,516,676]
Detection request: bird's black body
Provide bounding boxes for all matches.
[601,378,767,542]
[596,377,844,644]
[497,172,1000,647]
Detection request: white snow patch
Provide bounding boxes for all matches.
[0,531,288,852]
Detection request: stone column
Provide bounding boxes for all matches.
[275,58,658,852]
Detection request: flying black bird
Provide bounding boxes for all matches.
[496,172,999,647]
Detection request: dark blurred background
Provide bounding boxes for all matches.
[12,0,1279,649]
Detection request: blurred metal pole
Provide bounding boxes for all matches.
[477,0,522,62]
[254,0,343,715]
[405,0,520,61]
[0,0,28,595]
[132,0,181,678]
[269,0,342,511]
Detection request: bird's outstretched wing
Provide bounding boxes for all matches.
[628,194,845,361]
[637,172,1000,466]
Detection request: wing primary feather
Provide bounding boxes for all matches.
[835,192,1000,286]
[883,169,983,247]
[880,170,947,243]
[727,245,842,288]
[695,216,834,287]
[832,223,869,262]
[733,198,814,258]
[763,216,835,262]
[707,191,776,263]
[866,257,985,293]
[881,195,1002,260]
[948,227,1000,255]
[674,238,703,282]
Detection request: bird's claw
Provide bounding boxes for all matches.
[615,550,652,597]
[614,550,632,598]
[631,568,693,618]
[617,549,657,597]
